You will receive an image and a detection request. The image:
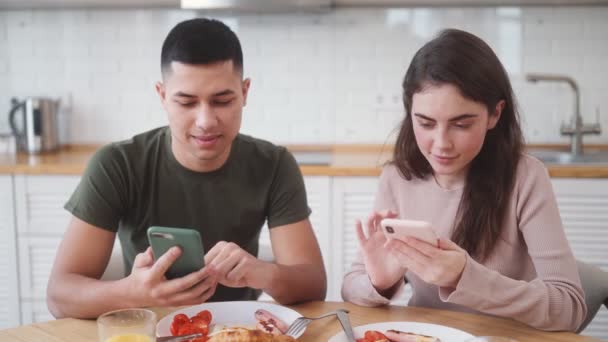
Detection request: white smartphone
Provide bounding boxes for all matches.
[380,218,439,246]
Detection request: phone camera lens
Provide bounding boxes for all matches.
[386,226,394,233]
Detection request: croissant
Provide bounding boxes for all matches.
[207,328,296,342]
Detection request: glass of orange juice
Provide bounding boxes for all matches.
[97,308,157,342]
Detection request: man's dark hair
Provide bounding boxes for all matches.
[161,18,243,77]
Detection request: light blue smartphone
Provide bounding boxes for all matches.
[146,226,205,279]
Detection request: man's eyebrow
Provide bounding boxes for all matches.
[173,91,196,98]
[213,89,236,96]
[173,89,236,98]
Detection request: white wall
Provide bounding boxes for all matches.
[1,7,607,145]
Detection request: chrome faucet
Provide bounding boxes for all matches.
[526,73,601,156]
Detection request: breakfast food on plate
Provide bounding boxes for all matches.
[168,307,293,342]
[356,330,389,342]
[254,309,289,335]
[169,309,212,341]
[208,328,295,341]
[385,329,440,342]
[357,329,440,342]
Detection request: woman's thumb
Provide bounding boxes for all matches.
[438,238,460,251]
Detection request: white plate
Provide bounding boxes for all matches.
[156,301,304,338]
[328,321,474,342]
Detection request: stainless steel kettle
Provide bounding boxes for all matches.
[9,97,61,154]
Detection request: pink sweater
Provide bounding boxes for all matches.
[341,154,587,331]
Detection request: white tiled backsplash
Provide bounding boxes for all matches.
[1,7,607,145]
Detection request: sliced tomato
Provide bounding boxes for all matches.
[173,313,189,325]
[170,313,190,336]
[177,322,197,336]
[170,320,180,336]
[364,330,388,341]
[189,317,209,335]
[195,310,212,324]
[356,338,369,342]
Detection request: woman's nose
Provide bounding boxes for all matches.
[433,128,453,150]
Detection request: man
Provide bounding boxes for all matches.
[47,18,326,319]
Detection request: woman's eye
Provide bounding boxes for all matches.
[419,122,434,128]
[454,123,472,129]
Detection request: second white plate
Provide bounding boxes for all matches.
[328,321,474,342]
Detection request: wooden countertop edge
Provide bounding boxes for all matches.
[3,164,608,178]
[2,144,608,178]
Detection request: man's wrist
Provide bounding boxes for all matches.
[258,261,280,291]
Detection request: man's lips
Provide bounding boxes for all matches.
[193,135,220,141]
[192,134,221,147]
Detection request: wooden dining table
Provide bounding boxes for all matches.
[0,301,599,342]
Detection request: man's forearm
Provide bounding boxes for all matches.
[261,263,327,304]
[47,274,134,319]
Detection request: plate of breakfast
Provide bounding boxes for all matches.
[156,301,302,341]
[328,321,474,342]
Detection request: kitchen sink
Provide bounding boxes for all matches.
[528,150,608,165]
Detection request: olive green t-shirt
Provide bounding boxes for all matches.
[65,126,311,301]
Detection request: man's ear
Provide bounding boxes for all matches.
[242,78,251,106]
[155,81,166,101]
[488,100,505,130]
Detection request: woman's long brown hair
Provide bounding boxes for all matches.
[394,29,524,260]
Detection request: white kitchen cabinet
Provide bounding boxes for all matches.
[258,176,332,301]
[331,177,377,301]
[13,175,80,324]
[0,175,20,328]
[330,177,413,304]
[303,176,332,288]
[551,178,608,340]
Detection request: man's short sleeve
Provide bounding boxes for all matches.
[266,149,311,228]
[64,144,130,232]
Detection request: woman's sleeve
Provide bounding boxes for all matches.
[438,157,587,331]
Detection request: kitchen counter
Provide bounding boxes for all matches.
[1,144,608,178]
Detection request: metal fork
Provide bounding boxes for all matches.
[285,309,349,337]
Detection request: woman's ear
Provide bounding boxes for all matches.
[488,100,505,130]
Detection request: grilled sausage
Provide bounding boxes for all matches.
[384,329,441,342]
[254,309,289,334]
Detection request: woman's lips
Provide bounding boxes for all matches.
[432,154,458,164]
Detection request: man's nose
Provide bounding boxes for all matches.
[195,106,218,130]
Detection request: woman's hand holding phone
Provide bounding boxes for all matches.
[125,246,218,307]
[356,210,408,292]
[386,235,468,289]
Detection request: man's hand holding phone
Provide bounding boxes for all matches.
[126,246,218,307]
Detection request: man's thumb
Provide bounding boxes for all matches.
[133,247,154,268]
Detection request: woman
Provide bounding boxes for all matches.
[341,29,586,332]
